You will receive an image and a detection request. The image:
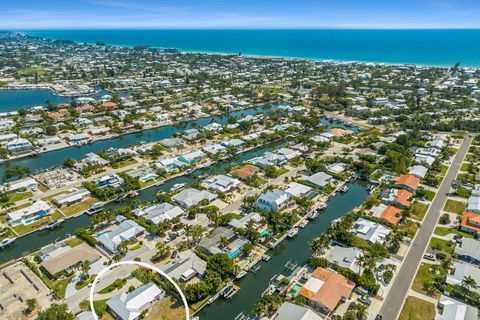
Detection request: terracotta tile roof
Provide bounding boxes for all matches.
[381,205,402,224]
[299,267,355,312]
[101,101,118,109]
[393,189,413,208]
[461,211,480,234]
[394,174,420,191]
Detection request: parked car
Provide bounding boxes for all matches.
[424,253,436,261]
[358,296,372,305]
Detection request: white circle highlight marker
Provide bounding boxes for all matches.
[89,260,190,320]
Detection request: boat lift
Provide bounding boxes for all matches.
[285,259,298,272]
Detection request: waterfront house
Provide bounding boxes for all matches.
[272,302,322,320]
[327,163,347,174]
[256,189,292,212]
[161,249,207,282]
[159,138,183,148]
[393,174,420,192]
[95,173,124,189]
[126,167,157,183]
[203,175,240,193]
[40,242,101,277]
[197,227,239,257]
[437,295,478,320]
[6,138,33,154]
[182,128,199,141]
[107,282,164,320]
[0,133,18,144]
[285,182,314,198]
[52,189,91,207]
[6,200,51,226]
[202,143,227,155]
[228,212,262,230]
[75,152,109,170]
[172,188,218,208]
[460,211,480,235]
[380,188,413,208]
[353,218,391,244]
[325,244,363,274]
[178,150,206,164]
[303,172,333,189]
[97,219,146,253]
[299,267,355,316]
[274,302,323,320]
[133,202,184,224]
[153,157,186,172]
[221,138,245,149]
[65,133,91,144]
[455,238,480,265]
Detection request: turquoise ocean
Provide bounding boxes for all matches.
[25,29,480,67]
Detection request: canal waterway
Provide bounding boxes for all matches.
[0,111,359,263]
[197,182,368,319]
[0,103,276,179]
[0,88,72,112]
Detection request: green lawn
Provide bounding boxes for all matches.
[425,190,436,202]
[411,263,442,299]
[0,191,32,208]
[61,197,99,217]
[440,165,449,175]
[40,272,75,299]
[13,210,64,235]
[454,187,471,198]
[75,275,96,290]
[409,202,429,221]
[42,190,69,201]
[429,237,455,254]
[434,227,474,239]
[398,220,419,239]
[113,159,138,169]
[0,227,16,241]
[399,296,435,320]
[65,237,83,248]
[98,278,127,294]
[443,199,465,214]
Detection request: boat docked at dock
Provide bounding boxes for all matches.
[339,185,349,193]
[170,183,185,192]
[87,202,105,215]
[220,283,240,299]
[287,227,299,239]
[262,254,271,262]
[236,271,247,279]
[299,220,308,228]
[46,218,64,229]
[0,237,16,249]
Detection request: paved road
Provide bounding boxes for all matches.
[379,135,473,320]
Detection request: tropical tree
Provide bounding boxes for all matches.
[25,298,37,314]
[462,275,477,291]
[186,225,204,246]
[355,255,368,275]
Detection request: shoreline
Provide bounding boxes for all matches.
[21,30,480,69]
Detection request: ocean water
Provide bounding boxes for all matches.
[25,29,480,67]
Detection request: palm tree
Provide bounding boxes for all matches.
[219,236,229,248]
[355,303,368,320]
[355,255,368,275]
[461,275,477,291]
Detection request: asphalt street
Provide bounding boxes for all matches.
[379,135,473,320]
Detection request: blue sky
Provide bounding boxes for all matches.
[1,0,480,29]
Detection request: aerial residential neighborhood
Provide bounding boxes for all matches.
[0,21,479,320]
